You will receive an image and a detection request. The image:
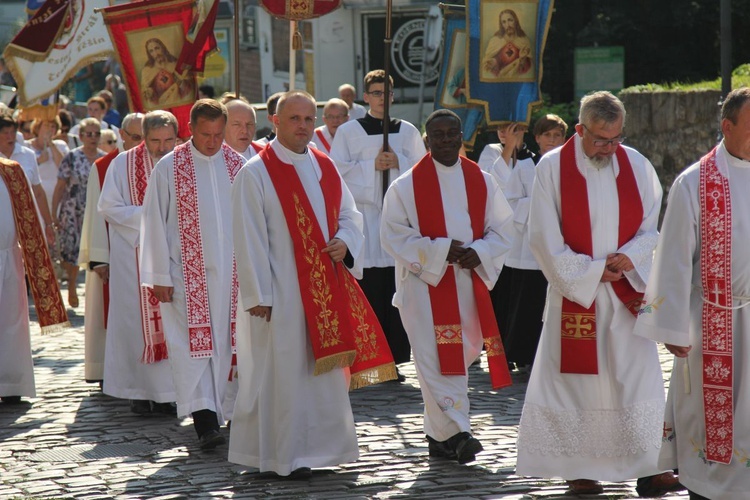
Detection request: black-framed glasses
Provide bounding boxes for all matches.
[82,131,101,138]
[366,90,394,98]
[582,124,625,147]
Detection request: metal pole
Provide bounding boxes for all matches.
[234,0,241,98]
[289,20,297,91]
[720,0,732,99]
[381,0,392,199]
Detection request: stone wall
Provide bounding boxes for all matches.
[619,90,722,195]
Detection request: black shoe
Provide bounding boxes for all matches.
[635,472,685,497]
[426,435,457,460]
[287,467,312,481]
[151,402,177,416]
[446,432,484,464]
[396,368,406,383]
[1,396,23,404]
[130,399,152,415]
[199,429,226,450]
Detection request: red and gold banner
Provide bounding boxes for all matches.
[100,0,201,138]
[260,0,341,20]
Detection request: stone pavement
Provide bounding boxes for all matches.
[1,281,690,499]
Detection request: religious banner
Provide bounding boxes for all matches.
[3,0,114,106]
[433,4,484,150]
[259,0,342,20]
[100,0,199,138]
[466,0,554,126]
[175,0,219,74]
[25,0,47,19]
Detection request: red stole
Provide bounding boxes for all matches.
[412,154,511,390]
[260,145,396,388]
[0,159,69,332]
[95,148,118,328]
[559,136,644,374]
[315,129,331,153]
[126,143,168,363]
[250,141,264,154]
[173,142,244,359]
[699,147,733,464]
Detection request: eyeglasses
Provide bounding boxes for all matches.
[82,131,101,138]
[366,91,394,98]
[103,140,116,145]
[582,124,625,147]
[124,131,142,141]
[428,130,462,141]
[324,114,347,120]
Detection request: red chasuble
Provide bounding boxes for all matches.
[699,147,734,464]
[260,145,396,389]
[412,154,511,390]
[559,136,644,374]
[0,159,69,333]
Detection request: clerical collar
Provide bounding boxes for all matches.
[190,141,222,161]
[358,113,402,136]
[434,158,461,171]
[273,139,309,163]
[721,141,750,168]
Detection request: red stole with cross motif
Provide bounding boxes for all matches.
[559,136,643,374]
[173,142,243,359]
[699,146,734,464]
[95,148,118,328]
[260,145,397,388]
[0,159,69,333]
[126,143,168,363]
[412,154,511,389]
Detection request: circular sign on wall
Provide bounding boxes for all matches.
[390,18,441,85]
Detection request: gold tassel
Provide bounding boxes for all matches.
[313,350,356,376]
[292,29,303,51]
[41,321,72,335]
[349,363,398,390]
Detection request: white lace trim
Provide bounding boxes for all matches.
[550,252,592,297]
[517,400,663,457]
[622,232,658,277]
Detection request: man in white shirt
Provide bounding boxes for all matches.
[338,83,367,121]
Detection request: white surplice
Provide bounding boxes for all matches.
[329,115,426,268]
[477,143,502,173]
[635,142,750,500]
[0,176,35,398]
[516,135,666,481]
[380,158,514,441]
[98,151,176,403]
[78,164,109,381]
[139,142,235,421]
[228,140,363,475]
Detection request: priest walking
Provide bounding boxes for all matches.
[515,91,682,497]
[139,100,245,449]
[636,87,750,500]
[99,111,178,415]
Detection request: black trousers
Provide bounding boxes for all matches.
[359,267,411,364]
[192,409,219,438]
[689,491,711,500]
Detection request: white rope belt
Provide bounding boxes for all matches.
[693,284,750,310]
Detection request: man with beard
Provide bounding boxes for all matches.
[515,91,682,497]
[98,111,179,415]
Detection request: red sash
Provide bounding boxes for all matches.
[260,145,396,387]
[0,159,69,333]
[315,129,331,153]
[250,141,264,154]
[559,136,643,374]
[95,148,118,328]
[126,143,168,363]
[173,142,244,359]
[699,147,733,464]
[412,154,511,389]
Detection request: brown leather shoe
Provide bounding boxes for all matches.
[566,479,604,495]
[635,471,685,497]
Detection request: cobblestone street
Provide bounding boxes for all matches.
[1,281,689,499]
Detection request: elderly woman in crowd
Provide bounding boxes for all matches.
[51,117,104,307]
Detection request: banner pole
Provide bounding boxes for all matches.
[234,0,241,98]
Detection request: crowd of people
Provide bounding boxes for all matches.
[1,67,749,500]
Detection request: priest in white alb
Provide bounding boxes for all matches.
[98,111,177,415]
[229,90,396,479]
[220,95,263,160]
[380,109,514,464]
[635,88,750,500]
[515,91,682,497]
[140,100,245,449]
